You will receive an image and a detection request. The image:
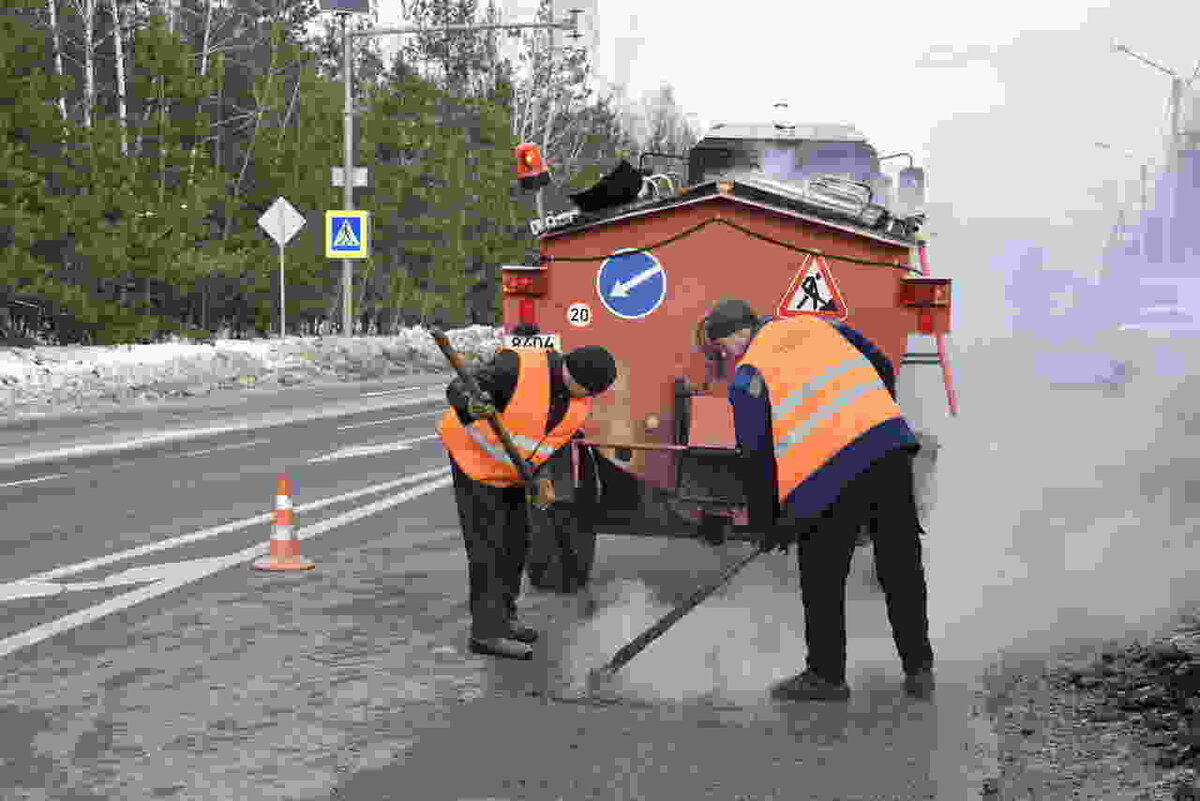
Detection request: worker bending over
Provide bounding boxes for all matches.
[701,299,935,701]
[437,341,617,660]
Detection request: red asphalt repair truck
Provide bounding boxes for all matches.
[505,109,958,592]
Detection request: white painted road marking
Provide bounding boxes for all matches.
[0,582,66,601]
[336,409,442,431]
[0,473,455,660]
[22,466,452,583]
[0,391,442,469]
[0,473,67,488]
[307,432,441,463]
[361,386,430,397]
[0,561,215,602]
[177,438,270,458]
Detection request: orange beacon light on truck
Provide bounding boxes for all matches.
[515,143,551,191]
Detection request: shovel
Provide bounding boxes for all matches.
[585,544,765,694]
[430,328,580,589]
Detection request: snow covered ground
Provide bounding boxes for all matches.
[0,326,505,420]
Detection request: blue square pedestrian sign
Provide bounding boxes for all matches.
[325,210,370,259]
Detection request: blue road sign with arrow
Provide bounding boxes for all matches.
[596,249,667,320]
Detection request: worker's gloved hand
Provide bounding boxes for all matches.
[466,396,497,420]
[697,514,729,546]
[756,524,794,554]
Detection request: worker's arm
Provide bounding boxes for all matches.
[833,321,897,399]
[446,349,520,426]
[728,364,780,532]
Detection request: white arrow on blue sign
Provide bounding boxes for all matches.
[595,249,667,320]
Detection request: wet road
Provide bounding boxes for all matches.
[0,377,1001,800]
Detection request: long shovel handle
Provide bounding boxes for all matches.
[591,546,765,681]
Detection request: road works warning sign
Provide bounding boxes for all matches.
[776,254,847,319]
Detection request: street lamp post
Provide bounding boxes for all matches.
[1111,42,1197,264]
[1110,41,1185,170]
[331,9,583,337]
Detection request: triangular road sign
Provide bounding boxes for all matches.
[333,220,360,248]
[776,254,848,319]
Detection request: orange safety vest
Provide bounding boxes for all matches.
[437,350,592,488]
[736,316,905,503]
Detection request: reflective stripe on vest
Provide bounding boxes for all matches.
[436,349,592,488]
[737,316,903,502]
[462,425,545,464]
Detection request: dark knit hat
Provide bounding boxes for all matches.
[564,345,617,394]
[703,299,760,341]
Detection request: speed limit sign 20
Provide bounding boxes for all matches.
[567,302,592,328]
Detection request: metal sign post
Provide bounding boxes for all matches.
[322,3,584,336]
[337,10,355,337]
[257,197,307,338]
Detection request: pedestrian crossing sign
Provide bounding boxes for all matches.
[324,210,370,259]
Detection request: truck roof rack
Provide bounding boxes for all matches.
[702,121,868,142]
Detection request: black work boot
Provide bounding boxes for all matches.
[903,669,935,700]
[769,669,851,702]
[506,622,540,644]
[469,637,534,660]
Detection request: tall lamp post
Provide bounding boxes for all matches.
[324,1,583,336]
[1110,41,1190,171]
[1110,42,1200,264]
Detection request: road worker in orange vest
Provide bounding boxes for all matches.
[437,342,618,660]
[701,299,935,701]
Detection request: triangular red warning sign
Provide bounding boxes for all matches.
[776,255,848,319]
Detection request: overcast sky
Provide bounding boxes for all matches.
[362,0,1200,343]
[370,0,1199,223]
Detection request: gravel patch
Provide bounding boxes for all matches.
[986,612,1200,800]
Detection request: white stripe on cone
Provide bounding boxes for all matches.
[270,527,296,542]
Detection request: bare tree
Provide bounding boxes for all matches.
[510,0,554,142]
[46,0,69,122]
[186,0,214,179]
[65,0,98,128]
[540,47,557,151]
[509,0,594,154]
[221,19,287,237]
[623,83,699,157]
[109,0,128,154]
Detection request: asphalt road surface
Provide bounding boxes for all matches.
[0,376,1001,800]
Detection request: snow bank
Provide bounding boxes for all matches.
[0,325,505,418]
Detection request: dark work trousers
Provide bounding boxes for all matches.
[794,448,934,685]
[449,457,530,640]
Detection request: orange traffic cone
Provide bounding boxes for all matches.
[253,473,315,571]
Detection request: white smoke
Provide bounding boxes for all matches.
[562,566,808,705]
[921,327,1200,664]
[557,327,1200,706]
